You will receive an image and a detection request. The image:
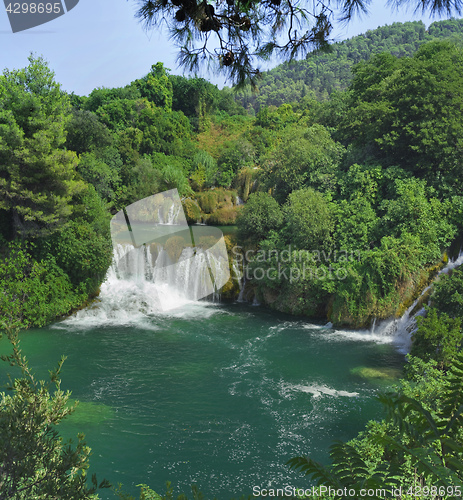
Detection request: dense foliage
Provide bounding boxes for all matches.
[3,17,463,499]
[0,328,110,499]
[235,18,463,110]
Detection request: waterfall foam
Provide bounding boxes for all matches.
[58,242,231,329]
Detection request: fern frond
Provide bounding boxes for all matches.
[330,442,370,483]
[377,435,460,487]
[286,456,343,488]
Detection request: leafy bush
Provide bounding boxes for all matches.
[35,185,112,297]
[237,192,283,242]
[412,308,462,369]
[282,188,333,250]
[208,206,240,225]
[0,242,84,330]
[431,268,463,318]
[196,191,219,214]
[331,234,424,326]
[77,152,121,202]
[182,198,202,223]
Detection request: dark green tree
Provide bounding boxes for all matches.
[431,268,463,318]
[342,41,463,187]
[282,188,333,250]
[0,56,84,238]
[236,192,283,241]
[412,308,462,370]
[263,123,344,202]
[66,109,113,155]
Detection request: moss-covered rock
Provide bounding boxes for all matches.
[207,206,241,225]
[350,366,402,381]
[182,198,201,223]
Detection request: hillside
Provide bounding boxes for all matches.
[235,18,463,111]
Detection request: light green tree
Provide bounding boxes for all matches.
[282,188,334,250]
[236,192,283,242]
[263,124,344,203]
[0,327,110,499]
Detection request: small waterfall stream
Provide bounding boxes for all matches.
[369,250,463,352]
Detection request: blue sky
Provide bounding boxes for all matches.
[0,0,453,95]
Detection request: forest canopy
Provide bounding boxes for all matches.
[2,17,463,500]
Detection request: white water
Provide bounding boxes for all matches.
[280,382,359,399]
[323,250,463,353]
[59,243,230,329]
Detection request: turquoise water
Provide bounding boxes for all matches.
[1,302,405,499]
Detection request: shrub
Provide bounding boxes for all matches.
[182,199,202,223]
[282,188,333,250]
[0,243,85,330]
[196,191,219,214]
[208,206,240,225]
[236,192,283,242]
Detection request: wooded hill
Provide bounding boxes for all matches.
[234,18,463,111]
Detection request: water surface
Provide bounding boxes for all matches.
[3,302,405,498]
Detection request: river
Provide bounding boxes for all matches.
[11,299,405,498]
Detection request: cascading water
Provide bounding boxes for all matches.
[320,250,463,352]
[369,250,463,353]
[62,242,230,328]
[62,189,231,327]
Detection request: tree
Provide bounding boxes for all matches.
[282,188,333,250]
[333,197,378,251]
[432,268,463,318]
[132,0,462,86]
[378,177,456,263]
[76,152,121,202]
[216,138,255,187]
[135,63,173,111]
[236,192,283,241]
[66,109,113,155]
[412,308,462,370]
[342,41,463,187]
[0,55,84,239]
[0,327,110,499]
[263,123,344,202]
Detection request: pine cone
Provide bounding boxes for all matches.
[175,8,186,21]
[223,51,234,66]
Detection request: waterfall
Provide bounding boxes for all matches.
[59,189,233,328]
[59,242,230,328]
[369,250,463,353]
[231,258,246,303]
[237,278,246,303]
